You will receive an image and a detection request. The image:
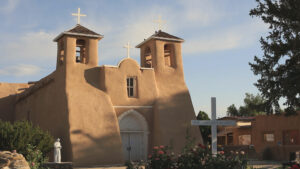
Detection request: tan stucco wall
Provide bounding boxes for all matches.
[0,30,203,166]
[14,69,73,162]
[99,59,157,154]
[0,83,29,121]
[139,39,203,153]
[64,36,123,166]
[232,127,252,145]
[251,114,300,160]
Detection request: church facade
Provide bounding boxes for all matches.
[0,24,202,166]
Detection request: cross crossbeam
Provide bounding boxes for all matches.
[154,15,166,31]
[191,97,236,155]
[72,8,86,24]
[123,42,133,58]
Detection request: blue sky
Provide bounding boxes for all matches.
[0,0,269,118]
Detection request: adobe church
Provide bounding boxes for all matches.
[0,16,202,166]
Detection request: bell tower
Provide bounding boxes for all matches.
[136,30,184,74]
[53,24,103,68]
[136,31,203,151]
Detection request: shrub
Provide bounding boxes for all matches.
[25,144,49,169]
[146,145,176,169]
[0,120,54,158]
[139,144,247,169]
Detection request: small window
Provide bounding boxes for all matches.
[76,46,81,62]
[283,130,300,145]
[264,133,275,142]
[238,135,251,145]
[127,77,137,97]
[59,40,65,64]
[76,39,86,63]
[164,44,174,67]
[144,47,152,68]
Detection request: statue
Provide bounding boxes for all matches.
[54,138,62,163]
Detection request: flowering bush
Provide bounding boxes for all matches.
[125,133,247,169]
[146,145,176,169]
[125,143,247,169]
[292,164,300,169]
[25,144,49,169]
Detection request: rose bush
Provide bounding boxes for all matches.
[126,143,248,169]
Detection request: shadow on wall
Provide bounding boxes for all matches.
[67,88,201,165]
[84,67,105,91]
[0,95,17,122]
[70,126,124,166]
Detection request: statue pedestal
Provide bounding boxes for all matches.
[43,162,73,169]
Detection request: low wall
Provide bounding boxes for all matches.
[261,145,300,161]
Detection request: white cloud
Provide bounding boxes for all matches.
[176,0,225,27]
[0,64,40,76]
[0,31,56,63]
[83,5,178,63]
[78,0,227,63]
[183,19,268,54]
[0,0,20,14]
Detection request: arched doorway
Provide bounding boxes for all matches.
[118,109,149,161]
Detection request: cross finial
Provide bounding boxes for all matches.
[72,8,86,24]
[191,97,237,156]
[123,42,133,58]
[154,15,166,31]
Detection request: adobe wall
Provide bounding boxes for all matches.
[14,68,73,162]
[99,58,158,153]
[232,127,252,145]
[252,114,300,160]
[0,83,29,121]
[64,36,123,166]
[140,39,203,153]
[102,59,157,108]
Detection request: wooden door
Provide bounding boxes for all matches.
[121,132,144,161]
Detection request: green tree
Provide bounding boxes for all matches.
[249,0,300,115]
[227,104,239,116]
[0,120,54,158]
[227,93,267,116]
[196,111,211,144]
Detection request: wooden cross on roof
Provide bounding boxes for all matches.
[154,15,166,30]
[123,42,133,58]
[72,8,86,24]
[191,97,237,155]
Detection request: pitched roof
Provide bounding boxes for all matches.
[53,24,103,42]
[219,116,256,122]
[136,30,184,48]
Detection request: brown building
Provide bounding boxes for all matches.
[0,24,202,167]
[217,115,300,160]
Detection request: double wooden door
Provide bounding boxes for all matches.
[121,132,144,161]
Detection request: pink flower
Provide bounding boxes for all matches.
[158,150,164,155]
[198,143,206,149]
[219,151,224,155]
[32,162,35,166]
[159,145,164,149]
[292,164,300,169]
[153,146,159,150]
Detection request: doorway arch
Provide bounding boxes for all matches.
[118,109,149,161]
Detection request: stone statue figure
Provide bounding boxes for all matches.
[54,138,62,163]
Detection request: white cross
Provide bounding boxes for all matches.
[191,97,236,155]
[154,15,166,30]
[123,42,133,58]
[72,8,86,24]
